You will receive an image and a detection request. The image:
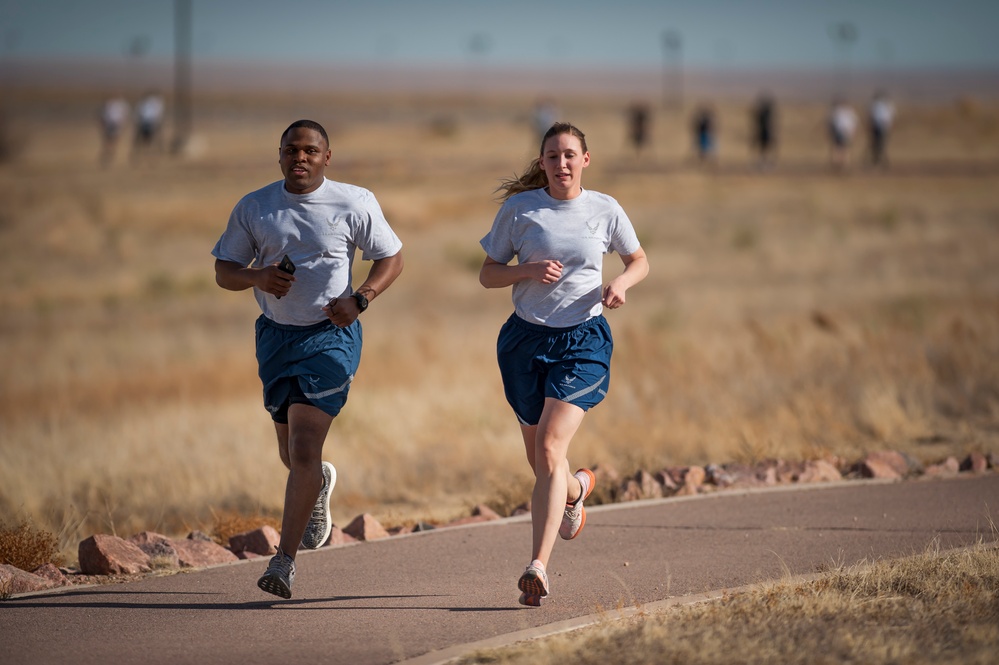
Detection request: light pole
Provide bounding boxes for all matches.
[828,21,858,96]
[661,30,682,111]
[172,0,192,154]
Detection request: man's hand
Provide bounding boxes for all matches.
[322,297,361,328]
[257,263,296,298]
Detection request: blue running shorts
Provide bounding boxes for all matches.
[496,314,613,426]
[255,315,362,423]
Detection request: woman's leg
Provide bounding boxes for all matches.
[521,398,586,568]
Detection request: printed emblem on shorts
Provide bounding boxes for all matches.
[561,375,577,387]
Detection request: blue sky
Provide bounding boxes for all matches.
[2,0,997,70]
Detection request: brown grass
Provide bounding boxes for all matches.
[0,519,62,572]
[0,89,997,566]
[457,543,999,665]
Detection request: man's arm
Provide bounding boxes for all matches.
[214,258,295,298]
[323,252,404,326]
[354,251,404,302]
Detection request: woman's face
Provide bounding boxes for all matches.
[540,132,589,200]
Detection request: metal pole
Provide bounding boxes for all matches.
[172,0,192,154]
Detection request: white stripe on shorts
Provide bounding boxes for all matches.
[304,374,354,400]
[564,377,605,403]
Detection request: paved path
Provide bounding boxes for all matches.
[2,475,996,665]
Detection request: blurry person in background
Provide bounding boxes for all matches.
[869,90,895,167]
[751,92,777,169]
[132,90,165,161]
[828,98,858,170]
[627,102,650,157]
[693,104,717,165]
[212,119,403,599]
[99,94,130,167]
[479,122,649,607]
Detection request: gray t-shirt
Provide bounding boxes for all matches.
[212,178,402,326]
[480,187,641,328]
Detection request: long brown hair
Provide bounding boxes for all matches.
[495,122,588,202]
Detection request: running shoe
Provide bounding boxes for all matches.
[519,592,543,607]
[559,468,595,540]
[257,549,296,599]
[301,461,337,550]
[518,561,550,597]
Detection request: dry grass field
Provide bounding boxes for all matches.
[0,87,997,563]
[457,542,999,665]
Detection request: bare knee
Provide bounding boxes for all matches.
[286,436,324,470]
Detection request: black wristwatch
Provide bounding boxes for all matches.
[351,291,369,313]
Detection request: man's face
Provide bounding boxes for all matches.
[279,127,331,194]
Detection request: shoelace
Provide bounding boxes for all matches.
[309,473,330,520]
[271,553,294,576]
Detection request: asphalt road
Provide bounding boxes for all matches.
[2,475,996,665]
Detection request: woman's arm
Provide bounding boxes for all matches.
[479,255,564,289]
[602,247,649,309]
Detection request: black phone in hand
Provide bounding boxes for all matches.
[276,255,295,298]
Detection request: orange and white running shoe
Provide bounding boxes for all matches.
[559,468,595,540]
[519,592,543,607]
[518,561,550,597]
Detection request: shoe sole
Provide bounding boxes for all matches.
[519,592,542,607]
[302,461,337,550]
[257,574,292,599]
[518,570,549,597]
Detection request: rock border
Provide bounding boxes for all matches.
[2,450,994,598]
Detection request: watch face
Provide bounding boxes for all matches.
[353,292,368,311]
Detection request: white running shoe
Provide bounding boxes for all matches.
[301,461,337,550]
[559,468,595,540]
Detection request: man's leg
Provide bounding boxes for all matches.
[277,403,334,559]
[274,422,291,470]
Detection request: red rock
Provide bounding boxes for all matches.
[761,466,780,485]
[326,522,360,547]
[0,564,57,595]
[30,563,67,586]
[343,513,390,541]
[654,468,681,492]
[635,469,664,498]
[861,451,910,478]
[78,534,152,575]
[471,504,502,520]
[662,466,689,487]
[228,526,280,556]
[235,551,262,560]
[618,478,643,502]
[924,456,960,478]
[858,458,902,480]
[797,460,843,483]
[128,531,180,569]
[674,483,699,497]
[684,466,706,489]
[960,452,988,474]
[172,538,239,568]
